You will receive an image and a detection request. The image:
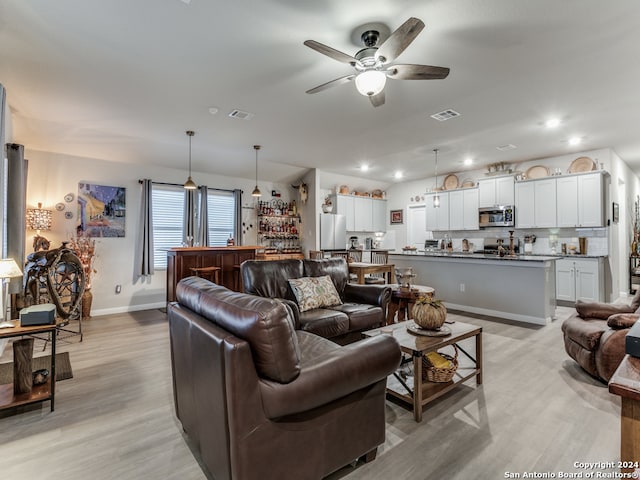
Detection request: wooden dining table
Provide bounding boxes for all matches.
[347,262,395,285]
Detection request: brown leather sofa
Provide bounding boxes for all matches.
[168,276,402,480]
[562,292,640,382]
[241,258,391,344]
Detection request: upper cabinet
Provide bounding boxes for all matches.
[478,176,515,207]
[330,194,386,232]
[425,192,450,231]
[515,178,556,228]
[448,188,479,230]
[516,171,606,229]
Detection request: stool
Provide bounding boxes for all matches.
[190,266,222,284]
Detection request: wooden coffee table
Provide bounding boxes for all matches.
[363,320,482,422]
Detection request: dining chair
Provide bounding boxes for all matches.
[348,249,363,262]
[309,250,324,259]
[365,251,389,284]
[330,251,349,260]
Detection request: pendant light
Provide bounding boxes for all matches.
[183,130,197,190]
[433,148,440,208]
[251,145,262,197]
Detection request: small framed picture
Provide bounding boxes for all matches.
[612,202,619,223]
[390,209,403,224]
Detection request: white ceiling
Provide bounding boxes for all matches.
[2,0,640,187]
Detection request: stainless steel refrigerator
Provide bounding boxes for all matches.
[320,214,347,250]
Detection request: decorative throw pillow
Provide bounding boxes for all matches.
[288,275,342,313]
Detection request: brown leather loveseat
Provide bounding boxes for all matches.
[168,276,401,480]
[562,291,640,382]
[241,257,391,344]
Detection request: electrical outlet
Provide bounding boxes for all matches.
[460,283,465,292]
[115,284,122,294]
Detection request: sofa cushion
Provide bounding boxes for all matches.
[177,276,301,383]
[299,308,349,338]
[241,259,303,301]
[288,275,342,312]
[561,314,607,351]
[328,303,384,331]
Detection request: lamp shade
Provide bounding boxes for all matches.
[26,203,52,231]
[0,258,23,279]
[355,70,386,97]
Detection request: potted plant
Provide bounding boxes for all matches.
[412,295,447,330]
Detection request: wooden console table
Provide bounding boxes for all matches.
[166,246,259,303]
[0,321,57,413]
[609,354,640,474]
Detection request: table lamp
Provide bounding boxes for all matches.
[0,258,23,328]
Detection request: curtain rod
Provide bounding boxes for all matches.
[138,179,236,194]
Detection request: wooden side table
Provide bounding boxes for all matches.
[386,285,435,325]
[608,354,640,475]
[0,320,57,412]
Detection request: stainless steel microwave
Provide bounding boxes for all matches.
[478,205,515,228]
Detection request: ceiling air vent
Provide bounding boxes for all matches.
[430,109,460,121]
[228,109,254,120]
[496,144,517,151]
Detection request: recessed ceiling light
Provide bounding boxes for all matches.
[496,144,517,151]
[568,136,582,146]
[208,107,219,115]
[464,157,473,166]
[394,171,403,180]
[545,118,560,128]
[360,164,369,172]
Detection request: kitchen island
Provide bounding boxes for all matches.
[390,252,558,325]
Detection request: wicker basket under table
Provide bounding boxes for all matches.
[422,345,459,383]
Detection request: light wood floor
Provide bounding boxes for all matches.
[0,307,620,480]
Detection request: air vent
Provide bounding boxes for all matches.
[430,109,460,121]
[496,144,517,151]
[228,109,254,120]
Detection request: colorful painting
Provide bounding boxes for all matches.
[390,209,403,224]
[77,182,126,237]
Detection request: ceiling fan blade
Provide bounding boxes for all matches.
[304,40,362,67]
[386,64,450,80]
[369,91,385,107]
[306,74,356,94]
[375,17,425,64]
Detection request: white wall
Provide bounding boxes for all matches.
[24,149,295,316]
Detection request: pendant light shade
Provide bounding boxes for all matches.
[355,70,387,97]
[252,145,262,197]
[433,148,440,208]
[183,130,197,190]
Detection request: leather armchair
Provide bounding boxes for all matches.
[168,276,401,480]
[562,292,640,382]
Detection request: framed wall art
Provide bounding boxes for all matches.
[390,209,403,225]
[77,182,126,237]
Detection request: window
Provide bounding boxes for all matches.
[207,190,235,245]
[151,185,238,269]
[152,185,185,269]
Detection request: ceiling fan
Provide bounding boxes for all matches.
[304,17,450,107]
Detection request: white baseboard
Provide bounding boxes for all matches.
[445,302,550,326]
[90,302,166,317]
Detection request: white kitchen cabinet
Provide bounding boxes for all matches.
[578,173,605,227]
[332,194,354,231]
[515,181,535,228]
[371,198,386,232]
[425,192,450,231]
[556,257,603,303]
[556,172,605,228]
[534,179,557,227]
[353,196,373,232]
[448,188,479,230]
[515,178,556,228]
[556,176,579,227]
[478,176,515,207]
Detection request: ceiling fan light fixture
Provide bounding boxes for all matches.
[355,70,386,96]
